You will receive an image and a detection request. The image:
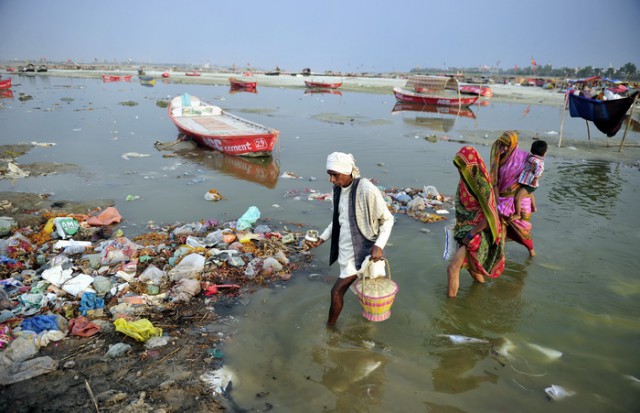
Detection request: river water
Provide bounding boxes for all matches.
[1,74,639,412]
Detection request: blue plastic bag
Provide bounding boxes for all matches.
[236,206,260,230]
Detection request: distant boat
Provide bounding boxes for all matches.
[0,78,11,89]
[139,76,156,87]
[185,71,201,76]
[162,72,170,78]
[229,77,257,90]
[304,79,342,89]
[102,74,132,82]
[37,64,48,73]
[393,75,478,107]
[168,94,279,157]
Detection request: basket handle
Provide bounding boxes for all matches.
[361,258,391,291]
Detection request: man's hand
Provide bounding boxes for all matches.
[370,245,383,261]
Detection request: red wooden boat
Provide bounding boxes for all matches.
[168,94,279,157]
[0,78,13,89]
[459,85,493,97]
[393,87,478,106]
[229,77,257,90]
[394,75,479,107]
[185,71,201,76]
[162,72,170,78]
[304,80,342,89]
[102,74,132,82]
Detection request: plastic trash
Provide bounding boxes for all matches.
[423,185,440,198]
[139,265,167,285]
[169,278,201,303]
[113,318,163,342]
[168,253,205,281]
[104,343,132,359]
[86,207,122,226]
[443,224,458,261]
[236,206,260,230]
[545,384,575,401]
[0,217,17,237]
[438,334,489,344]
[78,292,105,316]
[200,366,236,396]
[53,217,79,239]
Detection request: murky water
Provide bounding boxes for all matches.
[2,75,640,412]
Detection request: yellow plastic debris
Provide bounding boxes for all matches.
[113,318,163,342]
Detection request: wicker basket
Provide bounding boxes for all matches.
[354,259,398,322]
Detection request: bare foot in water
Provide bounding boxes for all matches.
[470,271,485,283]
[529,249,536,257]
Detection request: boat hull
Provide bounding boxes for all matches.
[0,78,11,89]
[229,77,257,89]
[459,85,493,97]
[393,87,478,107]
[168,95,279,157]
[304,80,342,89]
[102,75,132,82]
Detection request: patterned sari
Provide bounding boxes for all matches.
[489,131,534,252]
[453,146,505,278]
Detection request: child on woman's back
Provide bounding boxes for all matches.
[513,140,548,220]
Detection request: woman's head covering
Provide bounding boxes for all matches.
[454,146,500,244]
[490,131,518,185]
[326,152,361,178]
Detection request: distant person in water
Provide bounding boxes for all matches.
[305,152,394,325]
[513,140,547,221]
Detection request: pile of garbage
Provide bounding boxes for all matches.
[0,205,313,385]
[283,180,454,224]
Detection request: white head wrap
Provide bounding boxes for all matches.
[326,152,360,178]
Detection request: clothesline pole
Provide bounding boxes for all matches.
[558,92,568,148]
[586,120,591,140]
[619,93,639,152]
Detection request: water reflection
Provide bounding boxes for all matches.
[391,102,476,133]
[228,87,258,95]
[549,160,621,217]
[173,145,280,188]
[313,324,389,412]
[429,262,528,395]
[304,89,343,96]
[0,89,13,99]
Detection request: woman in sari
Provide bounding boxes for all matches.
[489,131,535,256]
[447,146,505,298]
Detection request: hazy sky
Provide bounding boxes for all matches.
[1,0,638,72]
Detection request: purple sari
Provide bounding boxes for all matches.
[490,132,534,252]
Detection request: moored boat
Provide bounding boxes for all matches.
[459,85,493,97]
[229,77,257,90]
[394,75,479,107]
[0,78,11,89]
[185,71,201,76]
[162,72,170,78]
[168,94,279,157]
[102,74,133,82]
[393,87,478,107]
[304,79,342,89]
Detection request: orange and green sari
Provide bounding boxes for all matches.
[453,146,505,278]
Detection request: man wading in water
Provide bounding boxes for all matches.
[306,152,394,326]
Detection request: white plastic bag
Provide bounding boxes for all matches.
[443,224,458,261]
